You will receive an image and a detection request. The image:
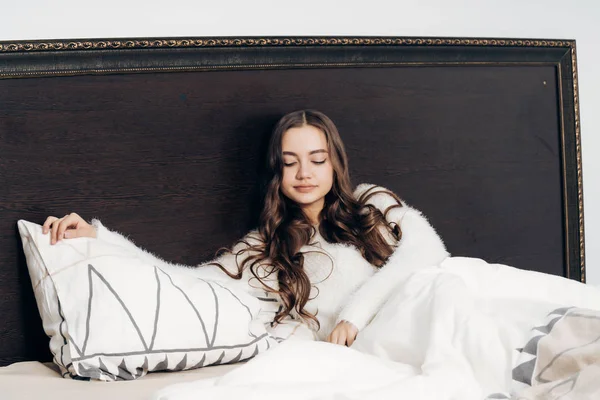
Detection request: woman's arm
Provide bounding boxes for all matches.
[91,219,265,281]
[336,186,450,332]
[92,218,195,270]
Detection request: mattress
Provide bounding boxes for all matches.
[0,361,241,400]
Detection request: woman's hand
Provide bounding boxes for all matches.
[326,320,359,347]
[42,213,97,245]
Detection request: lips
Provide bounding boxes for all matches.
[294,185,317,193]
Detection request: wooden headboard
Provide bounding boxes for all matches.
[0,36,584,366]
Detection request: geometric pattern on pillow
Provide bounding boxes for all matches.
[17,220,276,381]
[68,264,271,381]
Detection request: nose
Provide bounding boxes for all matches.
[295,162,311,179]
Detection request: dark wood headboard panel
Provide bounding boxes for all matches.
[0,37,584,366]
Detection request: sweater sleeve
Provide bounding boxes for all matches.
[91,219,284,326]
[91,218,262,276]
[91,218,192,270]
[336,184,450,331]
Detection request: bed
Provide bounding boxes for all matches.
[0,36,586,399]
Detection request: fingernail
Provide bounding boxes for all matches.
[63,232,69,239]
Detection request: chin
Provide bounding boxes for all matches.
[284,190,323,206]
[291,195,321,206]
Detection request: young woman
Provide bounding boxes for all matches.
[41,109,449,346]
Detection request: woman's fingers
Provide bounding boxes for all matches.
[56,214,80,243]
[43,213,94,245]
[346,332,356,347]
[50,217,65,245]
[327,322,359,346]
[329,329,345,346]
[329,330,339,345]
[345,322,358,346]
[49,214,71,244]
[337,331,347,346]
[42,213,96,244]
[42,216,59,234]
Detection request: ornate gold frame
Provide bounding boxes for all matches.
[0,37,575,52]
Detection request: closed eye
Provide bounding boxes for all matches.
[312,160,326,165]
[284,162,297,167]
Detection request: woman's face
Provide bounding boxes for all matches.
[280,124,334,222]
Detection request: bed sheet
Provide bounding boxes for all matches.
[0,361,241,400]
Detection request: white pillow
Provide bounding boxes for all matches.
[17,220,276,381]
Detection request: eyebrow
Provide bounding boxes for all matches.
[282,149,328,157]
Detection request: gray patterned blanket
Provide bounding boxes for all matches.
[488,307,600,400]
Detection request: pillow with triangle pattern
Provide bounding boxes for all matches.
[17,220,276,381]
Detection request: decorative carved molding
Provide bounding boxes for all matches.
[0,37,575,53]
[570,44,585,282]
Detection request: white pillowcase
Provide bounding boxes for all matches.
[17,220,276,381]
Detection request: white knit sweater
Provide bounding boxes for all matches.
[92,184,449,341]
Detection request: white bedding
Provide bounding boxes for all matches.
[154,257,600,400]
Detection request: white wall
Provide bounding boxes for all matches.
[4,0,599,284]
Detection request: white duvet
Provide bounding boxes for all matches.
[153,257,600,400]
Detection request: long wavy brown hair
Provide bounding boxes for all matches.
[214,110,403,329]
